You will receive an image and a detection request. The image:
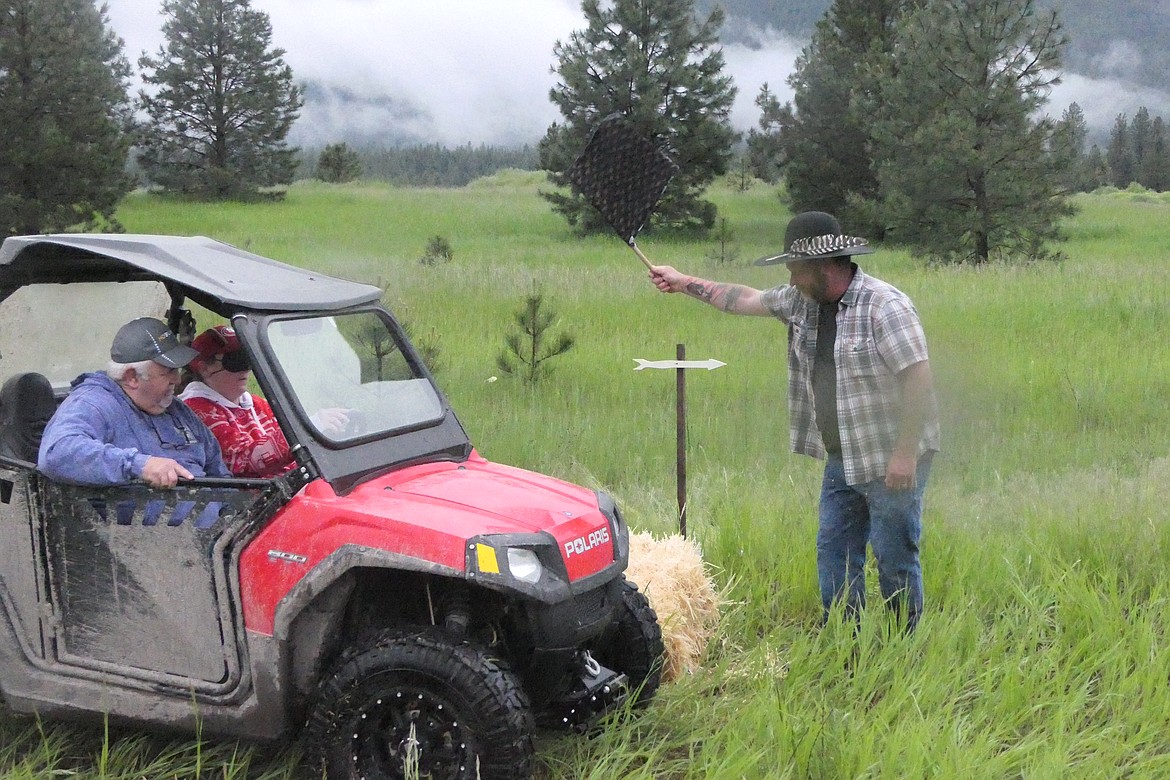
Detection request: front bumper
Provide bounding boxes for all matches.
[536,652,628,732]
[514,576,625,707]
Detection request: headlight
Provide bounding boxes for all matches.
[466,533,568,603]
[507,547,543,584]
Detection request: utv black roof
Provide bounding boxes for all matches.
[0,234,383,312]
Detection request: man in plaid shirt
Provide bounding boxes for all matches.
[649,211,940,631]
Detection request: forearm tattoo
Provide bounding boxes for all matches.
[684,279,744,312]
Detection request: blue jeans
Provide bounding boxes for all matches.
[816,452,932,628]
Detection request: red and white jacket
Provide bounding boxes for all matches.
[180,382,294,478]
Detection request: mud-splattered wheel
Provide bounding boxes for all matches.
[591,577,664,708]
[305,629,534,780]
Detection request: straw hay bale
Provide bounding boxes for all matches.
[624,531,721,682]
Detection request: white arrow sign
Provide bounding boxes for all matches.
[634,358,726,371]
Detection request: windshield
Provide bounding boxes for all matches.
[266,312,444,443]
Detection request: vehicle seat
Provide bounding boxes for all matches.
[0,372,57,463]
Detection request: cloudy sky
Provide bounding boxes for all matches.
[103,0,1164,148]
[101,0,797,146]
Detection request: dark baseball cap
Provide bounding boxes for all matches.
[110,317,199,369]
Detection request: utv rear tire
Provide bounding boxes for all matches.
[305,629,534,780]
[592,577,664,707]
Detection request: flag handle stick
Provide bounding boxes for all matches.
[629,240,653,270]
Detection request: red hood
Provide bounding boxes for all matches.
[351,455,602,532]
[241,453,621,635]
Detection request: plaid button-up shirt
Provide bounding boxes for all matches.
[761,267,941,485]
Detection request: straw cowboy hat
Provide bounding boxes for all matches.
[754,210,874,266]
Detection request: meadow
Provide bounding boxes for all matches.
[3,175,1170,778]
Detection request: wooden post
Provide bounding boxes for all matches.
[633,349,724,537]
[676,343,687,537]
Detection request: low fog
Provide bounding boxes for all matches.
[105,0,1168,149]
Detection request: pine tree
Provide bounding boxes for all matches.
[539,0,737,235]
[777,0,918,236]
[496,291,575,385]
[0,0,133,236]
[136,0,302,199]
[1084,145,1110,191]
[867,0,1075,263]
[1130,108,1170,191]
[1106,115,1133,188]
[418,235,453,266]
[315,142,363,183]
[744,83,790,184]
[1141,116,1170,191]
[1130,107,1154,186]
[1052,102,1091,193]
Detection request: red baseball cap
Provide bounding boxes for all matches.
[190,325,249,372]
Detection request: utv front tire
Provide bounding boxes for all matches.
[592,577,664,708]
[305,629,534,780]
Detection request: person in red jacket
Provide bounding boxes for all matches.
[179,325,296,478]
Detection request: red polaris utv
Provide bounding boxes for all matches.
[0,234,662,779]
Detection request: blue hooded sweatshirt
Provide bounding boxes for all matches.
[38,371,228,485]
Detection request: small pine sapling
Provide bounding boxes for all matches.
[419,235,453,266]
[496,291,575,384]
[705,217,740,265]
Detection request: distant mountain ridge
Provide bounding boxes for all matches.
[697,0,1170,93]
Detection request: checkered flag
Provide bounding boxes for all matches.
[566,114,679,268]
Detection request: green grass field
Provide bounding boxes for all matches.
[4,177,1170,778]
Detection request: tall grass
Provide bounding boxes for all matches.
[4,179,1170,777]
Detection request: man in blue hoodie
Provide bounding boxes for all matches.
[38,317,229,488]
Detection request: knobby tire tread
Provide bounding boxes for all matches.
[304,628,534,780]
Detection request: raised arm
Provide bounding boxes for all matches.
[648,265,772,317]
